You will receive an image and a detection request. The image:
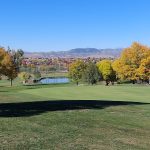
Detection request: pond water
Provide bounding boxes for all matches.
[39,77,70,84]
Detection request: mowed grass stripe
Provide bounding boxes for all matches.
[20,85,150,102]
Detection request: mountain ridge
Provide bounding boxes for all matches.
[24,48,123,58]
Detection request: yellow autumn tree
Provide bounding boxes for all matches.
[18,72,31,83]
[97,60,116,85]
[113,42,150,83]
[69,59,86,85]
[0,47,7,73]
[0,47,18,86]
[112,59,125,80]
[136,56,150,82]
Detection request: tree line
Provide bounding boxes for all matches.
[0,42,150,86]
[0,47,42,86]
[69,42,150,85]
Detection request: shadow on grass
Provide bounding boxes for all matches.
[0,91,9,92]
[0,100,149,117]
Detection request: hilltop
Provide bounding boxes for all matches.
[24,48,122,58]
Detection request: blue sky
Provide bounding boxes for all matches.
[0,0,150,52]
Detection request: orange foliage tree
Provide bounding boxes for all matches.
[113,42,150,83]
[0,47,18,86]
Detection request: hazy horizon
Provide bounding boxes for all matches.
[23,47,123,53]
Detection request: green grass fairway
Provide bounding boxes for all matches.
[0,84,150,150]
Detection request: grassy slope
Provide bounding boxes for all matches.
[0,84,150,150]
[21,85,150,102]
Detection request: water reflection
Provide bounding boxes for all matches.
[39,77,69,84]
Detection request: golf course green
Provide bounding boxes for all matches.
[0,83,150,150]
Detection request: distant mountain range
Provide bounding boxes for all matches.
[24,48,123,58]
